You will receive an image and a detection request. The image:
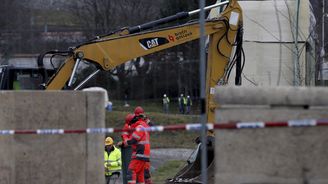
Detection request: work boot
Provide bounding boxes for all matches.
[145,179,152,184]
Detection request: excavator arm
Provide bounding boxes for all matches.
[43,0,243,125]
[46,21,222,89]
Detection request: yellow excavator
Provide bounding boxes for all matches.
[39,0,242,122]
[36,0,243,183]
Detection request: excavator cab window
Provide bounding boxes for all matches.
[69,59,98,89]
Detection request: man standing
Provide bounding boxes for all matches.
[178,94,186,114]
[186,95,192,114]
[124,115,151,184]
[162,94,170,114]
[104,137,122,184]
[133,107,153,184]
[120,112,152,184]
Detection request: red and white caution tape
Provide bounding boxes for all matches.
[215,119,327,129]
[0,119,328,135]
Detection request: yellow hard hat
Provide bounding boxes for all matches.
[105,137,114,146]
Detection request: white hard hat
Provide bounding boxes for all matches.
[164,94,166,97]
[181,94,183,97]
[187,96,190,98]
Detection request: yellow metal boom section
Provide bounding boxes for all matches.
[206,1,243,123]
[45,0,243,124]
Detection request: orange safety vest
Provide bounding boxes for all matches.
[126,120,150,161]
[121,123,131,142]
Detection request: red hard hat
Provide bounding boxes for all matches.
[125,113,134,124]
[134,106,144,116]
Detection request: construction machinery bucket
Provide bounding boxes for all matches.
[166,136,215,184]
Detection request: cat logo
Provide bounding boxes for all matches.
[147,38,159,48]
[139,37,169,50]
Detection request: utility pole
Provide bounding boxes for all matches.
[199,0,208,183]
[293,0,300,86]
[320,0,325,85]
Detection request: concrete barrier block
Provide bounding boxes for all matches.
[215,86,328,106]
[86,91,106,184]
[0,92,15,126]
[0,91,105,184]
[214,86,328,184]
[215,127,328,184]
[216,108,328,122]
[0,92,16,184]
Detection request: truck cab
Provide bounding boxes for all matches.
[0,54,59,90]
[0,65,55,90]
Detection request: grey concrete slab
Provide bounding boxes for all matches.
[215,86,328,106]
[86,91,106,184]
[0,91,105,184]
[0,92,16,184]
[214,87,328,184]
[216,108,328,123]
[215,127,328,184]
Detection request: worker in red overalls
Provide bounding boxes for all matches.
[121,113,134,142]
[123,114,151,184]
[134,107,152,184]
[119,110,152,184]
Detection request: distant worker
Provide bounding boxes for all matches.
[162,94,170,114]
[124,92,130,107]
[104,136,122,184]
[178,94,186,114]
[123,115,151,184]
[186,95,192,114]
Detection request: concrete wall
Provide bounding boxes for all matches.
[237,42,306,86]
[0,91,105,184]
[214,86,328,184]
[227,0,310,86]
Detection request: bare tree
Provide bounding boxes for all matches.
[66,0,162,36]
[0,0,32,55]
[63,0,213,99]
